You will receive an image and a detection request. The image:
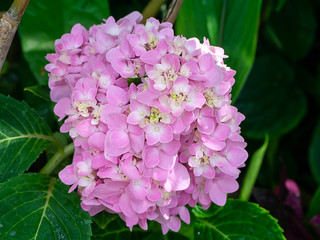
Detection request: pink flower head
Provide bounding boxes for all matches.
[48,11,248,234]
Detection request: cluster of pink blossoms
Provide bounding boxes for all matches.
[46,12,248,234]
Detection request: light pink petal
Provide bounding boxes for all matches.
[168,216,181,232]
[152,167,169,181]
[119,194,136,217]
[144,147,160,168]
[105,113,127,131]
[130,180,147,200]
[179,206,190,224]
[216,175,239,193]
[131,199,151,214]
[213,124,231,140]
[100,104,122,123]
[59,165,77,185]
[209,183,227,206]
[161,141,181,155]
[202,165,216,179]
[110,131,130,148]
[107,86,129,106]
[158,152,176,170]
[92,153,108,169]
[105,131,131,156]
[121,159,141,180]
[147,188,162,201]
[88,132,105,151]
[164,163,190,192]
[227,147,248,166]
[54,97,71,121]
[159,125,173,143]
[140,49,161,65]
[127,111,143,125]
[76,119,96,138]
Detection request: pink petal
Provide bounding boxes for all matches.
[59,165,77,185]
[107,86,129,106]
[119,194,136,217]
[88,132,105,151]
[209,183,227,206]
[179,206,190,224]
[168,216,181,232]
[164,163,190,192]
[54,97,71,121]
[76,119,96,138]
[147,188,162,201]
[159,125,173,143]
[110,131,130,148]
[158,152,176,170]
[216,175,239,193]
[144,147,160,168]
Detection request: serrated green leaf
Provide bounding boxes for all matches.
[235,55,307,139]
[0,174,91,240]
[24,85,51,102]
[0,94,54,183]
[240,135,269,201]
[193,199,285,240]
[19,0,110,85]
[309,119,320,185]
[176,0,262,101]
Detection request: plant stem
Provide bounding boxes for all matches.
[163,0,184,24]
[142,0,165,24]
[40,143,75,175]
[0,0,30,71]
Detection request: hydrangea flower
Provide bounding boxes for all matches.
[47,11,248,234]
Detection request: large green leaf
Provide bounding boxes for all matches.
[192,199,285,240]
[0,174,91,240]
[264,0,316,60]
[176,0,262,101]
[309,119,320,184]
[235,55,307,139]
[19,0,110,85]
[0,94,53,183]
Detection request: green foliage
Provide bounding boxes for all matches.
[19,0,110,85]
[309,120,320,185]
[24,85,51,102]
[193,200,285,240]
[0,94,53,183]
[235,55,307,139]
[264,0,316,60]
[0,174,91,240]
[176,0,262,101]
[240,135,269,201]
